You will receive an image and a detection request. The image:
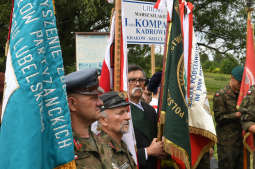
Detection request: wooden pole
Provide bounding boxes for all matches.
[114,0,122,91]
[151,45,155,75]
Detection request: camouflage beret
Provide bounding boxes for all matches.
[231,65,244,82]
[100,91,129,110]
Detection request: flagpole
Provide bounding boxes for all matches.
[151,45,155,75]
[243,1,254,169]
[114,0,122,92]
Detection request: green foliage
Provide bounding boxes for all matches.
[0,0,253,73]
[219,56,239,74]
[54,0,113,71]
[190,0,249,59]
[204,72,230,111]
[0,1,11,69]
[128,45,151,77]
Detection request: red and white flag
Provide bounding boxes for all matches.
[237,12,255,168]
[99,10,137,164]
[182,2,217,168]
[154,0,173,21]
[237,14,255,106]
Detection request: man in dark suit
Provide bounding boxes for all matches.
[128,64,165,169]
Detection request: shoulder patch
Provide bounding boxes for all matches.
[215,92,220,97]
[73,138,82,151]
[247,90,252,95]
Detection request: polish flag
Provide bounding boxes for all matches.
[99,11,137,165]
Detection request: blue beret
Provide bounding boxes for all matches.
[148,71,162,94]
[64,68,99,94]
[100,91,129,110]
[231,65,244,82]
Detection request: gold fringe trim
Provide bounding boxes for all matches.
[243,132,255,169]
[173,161,180,169]
[191,141,215,169]
[54,160,76,169]
[189,126,217,143]
[250,152,253,169]
[164,138,191,169]
[243,132,255,153]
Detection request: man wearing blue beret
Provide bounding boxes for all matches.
[65,68,104,169]
[213,65,244,169]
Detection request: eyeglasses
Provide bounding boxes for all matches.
[128,78,146,84]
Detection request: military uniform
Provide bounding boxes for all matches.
[239,85,255,168]
[73,131,105,169]
[213,85,243,169]
[97,131,137,169]
[240,85,255,131]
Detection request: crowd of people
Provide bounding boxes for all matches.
[1,64,255,169]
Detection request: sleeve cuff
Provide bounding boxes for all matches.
[243,122,255,131]
[145,148,148,160]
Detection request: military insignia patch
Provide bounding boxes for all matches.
[74,154,78,160]
[118,91,128,99]
[215,92,220,96]
[248,90,252,95]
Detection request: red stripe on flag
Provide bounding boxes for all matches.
[187,2,193,100]
[100,61,111,92]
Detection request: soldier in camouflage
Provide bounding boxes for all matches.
[213,65,244,169]
[65,68,105,169]
[239,85,255,168]
[97,91,137,169]
[240,85,255,133]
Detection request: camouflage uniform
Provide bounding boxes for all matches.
[213,85,243,169]
[239,85,255,168]
[97,131,137,169]
[73,131,105,169]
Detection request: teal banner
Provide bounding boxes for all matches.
[0,1,74,169]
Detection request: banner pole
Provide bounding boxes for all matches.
[114,0,122,92]
[151,45,155,75]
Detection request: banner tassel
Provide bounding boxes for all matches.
[54,160,76,169]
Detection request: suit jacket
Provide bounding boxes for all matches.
[130,101,158,169]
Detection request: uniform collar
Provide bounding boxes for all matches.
[99,130,127,153]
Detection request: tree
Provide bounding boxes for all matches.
[0,0,11,72]
[220,55,239,74]
[190,0,250,60]
[54,0,113,73]
[0,0,253,73]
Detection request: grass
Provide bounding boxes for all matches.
[204,72,230,159]
[204,72,230,111]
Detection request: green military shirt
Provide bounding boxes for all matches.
[73,131,104,169]
[213,85,242,146]
[97,131,137,169]
[239,85,255,131]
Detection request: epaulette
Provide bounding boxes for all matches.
[215,89,224,97]
[108,142,115,150]
[73,138,82,151]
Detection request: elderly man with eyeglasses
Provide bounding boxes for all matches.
[128,64,166,169]
[65,68,105,169]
